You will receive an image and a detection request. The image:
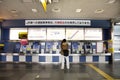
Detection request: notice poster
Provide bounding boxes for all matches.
[47,28,65,40]
[66,28,84,40]
[10,28,27,40]
[85,28,102,40]
[28,28,46,40]
[97,42,103,53]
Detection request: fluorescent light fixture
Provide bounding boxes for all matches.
[53,0,59,3]
[108,0,116,4]
[32,9,37,12]
[95,9,104,13]
[52,8,60,12]
[11,10,18,13]
[48,0,52,4]
[76,9,82,13]
[22,0,33,3]
[116,22,120,25]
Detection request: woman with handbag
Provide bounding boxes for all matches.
[60,39,70,69]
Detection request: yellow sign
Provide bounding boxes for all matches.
[19,32,28,39]
[0,44,4,46]
[108,40,114,53]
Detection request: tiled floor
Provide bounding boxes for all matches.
[0,61,120,80]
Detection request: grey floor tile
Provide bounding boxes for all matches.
[20,73,38,80]
[77,73,90,78]
[0,62,120,80]
[0,72,14,77]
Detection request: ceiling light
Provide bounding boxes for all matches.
[95,9,104,13]
[47,0,52,4]
[32,9,38,12]
[22,0,33,3]
[108,0,116,4]
[52,0,59,3]
[11,10,18,13]
[116,22,120,25]
[76,9,82,13]
[52,8,60,12]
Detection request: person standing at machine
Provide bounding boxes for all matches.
[60,39,70,69]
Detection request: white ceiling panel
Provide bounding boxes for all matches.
[0,0,119,20]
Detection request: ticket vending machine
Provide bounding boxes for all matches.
[52,41,60,54]
[83,42,93,54]
[45,41,53,54]
[71,42,80,54]
[83,42,97,54]
[71,42,85,54]
[14,42,21,53]
[20,45,27,54]
[31,41,40,54]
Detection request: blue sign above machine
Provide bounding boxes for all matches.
[25,20,91,26]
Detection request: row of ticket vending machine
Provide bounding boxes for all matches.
[10,41,103,55]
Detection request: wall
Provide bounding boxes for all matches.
[0,19,112,53]
[1,19,112,41]
[0,19,112,63]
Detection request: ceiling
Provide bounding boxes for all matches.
[0,0,120,21]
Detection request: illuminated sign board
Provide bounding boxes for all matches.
[28,28,46,40]
[25,20,91,26]
[85,28,102,40]
[66,28,84,40]
[47,28,65,40]
[10,28,27,40]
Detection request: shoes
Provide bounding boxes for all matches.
[61,67,70,69]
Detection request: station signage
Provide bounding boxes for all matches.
[25,20,91,26]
